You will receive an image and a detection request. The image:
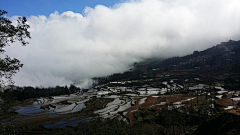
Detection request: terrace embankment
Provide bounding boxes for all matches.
[121,94,208,125]
[122,96,162,124]
[215,98,240,107]
[227,108,240,116]
[13,116,63,128]
[82,98,114,115]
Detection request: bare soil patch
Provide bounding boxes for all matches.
[215,98,240,107]
[227,108,240,116]
[166,97,184,102]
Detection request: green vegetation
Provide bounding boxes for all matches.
[0,92,17,121]
[0,9,31,134]
[194,113,240,135]
[82,98,114,115]
[74,118,160,135]
[0,9,31,119]
[131,101,217,135]
[0,10,31,86]
[5,86,73,101]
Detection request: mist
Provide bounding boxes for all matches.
[5,0,240,87]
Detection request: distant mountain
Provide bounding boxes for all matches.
[93,39,240,89]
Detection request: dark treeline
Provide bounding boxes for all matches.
[3,84,81,101]
[92,69,144,86]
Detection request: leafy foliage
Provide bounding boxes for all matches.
[0,10,31,134]
[75,117,160,135]
[193,113,240,135]
[0,10,31,86]
[131,100,215,135]
[0,92,17,121]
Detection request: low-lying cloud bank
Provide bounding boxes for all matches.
[5,0,240,87]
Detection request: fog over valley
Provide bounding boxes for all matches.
[5,0,240,87]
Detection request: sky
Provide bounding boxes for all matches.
[1,0,240,87]
[0,0,124,17]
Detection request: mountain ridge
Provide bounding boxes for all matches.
[93,39,240,89]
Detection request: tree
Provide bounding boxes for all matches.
[0,10,30,121]
[0,10,31,86]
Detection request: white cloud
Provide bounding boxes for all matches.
[5,0,240,87]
